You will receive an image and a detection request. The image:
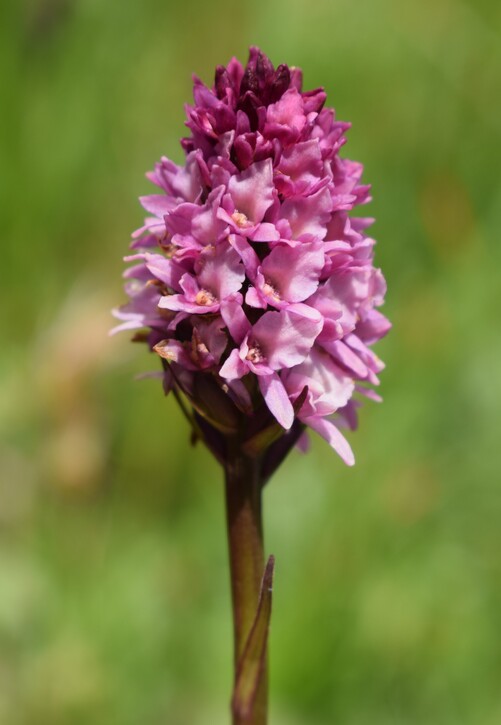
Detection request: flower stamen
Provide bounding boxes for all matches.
[231,211,250,228]
[246,342,264,364]
[263,280,280,300]
[195,289,217,306]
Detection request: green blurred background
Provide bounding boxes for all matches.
[1,0,501,722]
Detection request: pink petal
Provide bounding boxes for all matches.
[285,302,324,323]
[283,347,355,416]
[356,386,383,403]
[305,416,355,466]
[265,89,306,136]
[228,159,275,224]
[261,242,324,303]
[280,186,332,239]
[193,317,228,363]
[139,195,177,217]
[308,268,372,336]
[154,339,198,370]
[220,294,250,344]
[196,244,244,299]
[250,222,281,242]
[109,318,144,335]
[253,309,322,370]
[229,234,260,278]
[219,348,248,380]
[164,203,197,238]
[190,187,228,244]
[345,333,385,375]
[180,273,199,298]
[319,339,368,379]
[149,151,203,201]
[143,253,184,290]
[122,260,152,282]
[158,295,219,314]
[258,373,294,430]
[355,309,391,344]
[158,274,221,314]
[245,286,267,309]
[275,139,324,196]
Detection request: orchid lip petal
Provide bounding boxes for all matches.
[220,294,251,345]
[220,348,248,380]
[305,416,355,466]
[258,373,294,430]
[252,309,322,371]
[228,159,275,224]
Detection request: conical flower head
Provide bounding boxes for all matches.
[113,47,390,468]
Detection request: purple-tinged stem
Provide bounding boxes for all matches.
[225,446,267,725]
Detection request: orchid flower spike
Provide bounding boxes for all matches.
[114,47,390,470]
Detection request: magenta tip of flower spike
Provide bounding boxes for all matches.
[114,47,390,467]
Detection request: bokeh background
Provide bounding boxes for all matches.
[2,0,501,722]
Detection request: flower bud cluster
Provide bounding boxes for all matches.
[114,48,390,465]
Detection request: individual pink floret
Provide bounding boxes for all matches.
[220,307,323,429]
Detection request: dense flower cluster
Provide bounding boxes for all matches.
[114,48,390,465]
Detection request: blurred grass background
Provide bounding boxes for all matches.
[1,0,501,722]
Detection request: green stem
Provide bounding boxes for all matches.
[225,446,267,725]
